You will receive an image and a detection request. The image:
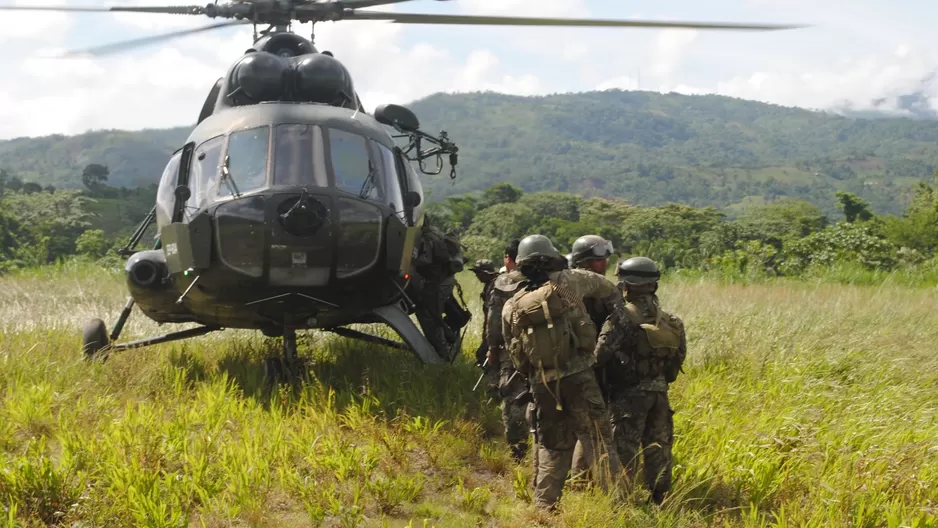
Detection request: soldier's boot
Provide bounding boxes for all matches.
[651,489,666,505]
[509,441,528,463]
[568,440,592,490]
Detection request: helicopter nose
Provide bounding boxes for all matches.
[277,192,328,237]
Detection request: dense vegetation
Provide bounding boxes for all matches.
[429,179,938,286]
[4,90,938,215]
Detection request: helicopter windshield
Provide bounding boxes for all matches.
[272,124,328,188]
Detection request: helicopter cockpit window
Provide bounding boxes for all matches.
[328,128,383,202]
[220,126,269,197]
[374,141,405,223]
[273,124,328,187]
[155,151,182,228]
[188,135,224,213]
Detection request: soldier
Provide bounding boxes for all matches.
[469,258,499,397]
[600,256,687,505]
[566,235,615,484]
[484,239,529,463]
[411,216,464,361]
[501,234,627,511]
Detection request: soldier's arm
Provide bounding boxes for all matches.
[665,315,687,382]
[595,306,637,366]
[487,292,506,352]
[674,317,688,370]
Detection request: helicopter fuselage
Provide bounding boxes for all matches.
[132,102,427,335]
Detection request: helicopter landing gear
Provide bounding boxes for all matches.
[82,318,110,361]
[263,327,309,385]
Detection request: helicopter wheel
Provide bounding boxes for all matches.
[263,328,309,385]
[81,318,111,362]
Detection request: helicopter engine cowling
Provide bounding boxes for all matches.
[126,250,168,290]
[228,52,288,105]
[293,54,358,110]
[124,250,193,323]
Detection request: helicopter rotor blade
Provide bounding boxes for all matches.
[336,0,428,8]
[54,19,251,58]
[0,4,206,14]
[345,11,808,31]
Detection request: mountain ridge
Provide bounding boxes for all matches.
[2,89,937,216]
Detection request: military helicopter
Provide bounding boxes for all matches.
[1,0,806,380]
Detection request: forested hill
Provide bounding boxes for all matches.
[3,89,938,215]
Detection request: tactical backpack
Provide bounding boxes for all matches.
[508,278,597,375]
[442,231,465,275]
[623,302,683,382]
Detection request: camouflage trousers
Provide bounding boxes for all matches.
[412,276,456,360]
[498,366,529,463]
[608,389,674,498]
[530,369,623,510]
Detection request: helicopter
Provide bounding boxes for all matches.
[0,0,807,381]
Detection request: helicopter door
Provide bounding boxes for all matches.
[155,151,183,229]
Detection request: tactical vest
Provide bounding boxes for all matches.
[507,278,597,379]
[622,296,683,382]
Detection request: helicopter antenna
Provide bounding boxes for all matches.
[0,0,810,58]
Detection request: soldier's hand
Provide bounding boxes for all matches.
[486,349,495,365]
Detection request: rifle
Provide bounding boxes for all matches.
[472,357,490,391]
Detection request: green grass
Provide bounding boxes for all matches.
[2,263,938,527]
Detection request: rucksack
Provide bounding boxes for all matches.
[508,278,597,374]
[442,231,465,275]
[623,301,683,382]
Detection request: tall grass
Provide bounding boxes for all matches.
[1,265,936,526]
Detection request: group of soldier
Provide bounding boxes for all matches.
[469,234,687,511]
[408,218,688,511]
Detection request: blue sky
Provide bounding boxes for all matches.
[1,0,936,139]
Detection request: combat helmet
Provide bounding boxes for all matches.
[515,234,562,265]
[570,235,614,267]
[616,256,660,285]
[469,259,497,275]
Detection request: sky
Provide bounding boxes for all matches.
[1,0,937,140]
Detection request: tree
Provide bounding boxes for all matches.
[480,182,523,208]
[7,176,22,194]
[835,190,873,223]
[81,163,110,194]
[44,185,56,193]
[22,182,42,194]
[75,229,110,258]
[0,169,7,197]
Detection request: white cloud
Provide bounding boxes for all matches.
[651,28,698,76]
[654,45,938,116]
[2,0,937,140]
[1,0,71,42]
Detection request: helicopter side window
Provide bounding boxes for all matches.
[220,126,269,197]
[374,141,405,222]
[188,135,224,212]
[155,151,182,228]
[328,128,383,202]
[273,124,328,187]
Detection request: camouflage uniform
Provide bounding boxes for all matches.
[501,235,628,510]
[600,257,687,505]
[470,259,499,398]
[565,235,616,484]
[411,221,459,360]
[486,268,529,462]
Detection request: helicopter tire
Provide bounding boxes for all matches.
[263,356,308,385]
[81,318,110,361]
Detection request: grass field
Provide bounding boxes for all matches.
[2,262,937,527]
